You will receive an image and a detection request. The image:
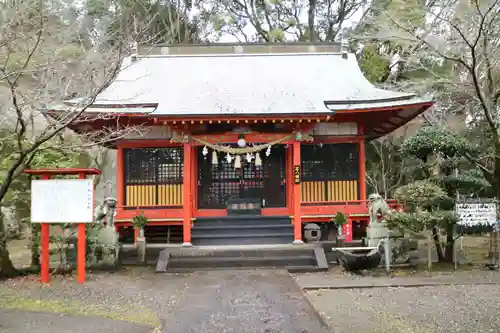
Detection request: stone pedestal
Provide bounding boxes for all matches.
[136,237,146,265]
[336,235,345,248]
[366,222,389,247]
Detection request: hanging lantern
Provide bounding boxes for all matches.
[265,146,271,157]
[245,153,252,163]
[237,137,247,148]
[234,155,241,169]
[212,151,218,165]
[225,153,232,163]
[255,152,262,166]
[202,146,208,156]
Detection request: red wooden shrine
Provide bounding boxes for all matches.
[48,43,433,246]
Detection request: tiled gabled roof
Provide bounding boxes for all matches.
[61,52,429,116]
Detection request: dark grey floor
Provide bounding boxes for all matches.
[161,270,331,333]
[0,309,152,333]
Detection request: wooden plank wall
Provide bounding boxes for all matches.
[301,180,358,203]
[125,184,183,207]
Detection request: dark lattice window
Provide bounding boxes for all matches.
[301,143,359,181]
[124,148,183,184]
[123,148,184,207]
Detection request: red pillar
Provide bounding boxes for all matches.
[286,145,293,212]
[40,174,51,283]
[116,145,124,212]
[182,142,193,246]
[77,172,86,284]
[292,141,303,244]
[358,124,367,200]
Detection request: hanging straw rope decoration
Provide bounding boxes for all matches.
[191,134,295,155]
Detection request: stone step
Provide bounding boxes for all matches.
[167,255,316,269]
[120,245,317,260]
[192,234,294,246]
[191,224,293,237]
[194,215,291,227]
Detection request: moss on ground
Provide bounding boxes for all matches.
[0,295,160,327]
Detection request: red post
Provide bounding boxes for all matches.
[40,223,50,283]
[40,174,51,283]
[292,141,303,244]
[182,142,192,246]
[343,217,353,243]
[358,124,367,200]
[286,146,293,212]
[77,224,86,283]
[116,145,124,214]
[77,172,86,284]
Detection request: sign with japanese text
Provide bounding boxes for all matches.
[294,165,301,184]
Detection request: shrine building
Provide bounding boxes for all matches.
[50,43,433,247]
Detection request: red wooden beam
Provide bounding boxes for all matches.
[24,168,101,175]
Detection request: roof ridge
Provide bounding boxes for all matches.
[136,52,348,59]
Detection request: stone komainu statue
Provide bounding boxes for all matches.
[366,193,417,263]
[65,197,121,268]
[368,193,390,227]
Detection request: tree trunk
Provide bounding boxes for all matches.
[30,224,40,268]
[432,226,445,262]
[307,0,318,42]
[444,224,455,262]
[0,212,18,278]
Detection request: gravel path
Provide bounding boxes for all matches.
[0,309,152,333]
[294,269,500,290]
[307,284,500,333]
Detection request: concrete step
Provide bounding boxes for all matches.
[119,244,331,273]
[167,255,316,269]
[194,215,291,227]
[120,245,316,260]
[191,224,293,236]
[192,215,294,246]
[192,234,294,246]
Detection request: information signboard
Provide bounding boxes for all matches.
[456,201,496,226]
[31,179,94,223]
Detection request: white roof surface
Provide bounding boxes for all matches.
[68,52,425,115]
